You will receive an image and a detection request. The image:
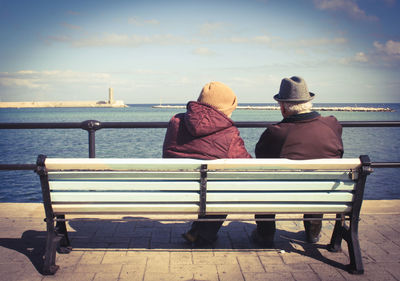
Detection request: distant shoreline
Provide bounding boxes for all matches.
[0,101,128,108]
[152,105,395,112]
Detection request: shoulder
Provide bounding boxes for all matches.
[318,115,341,127]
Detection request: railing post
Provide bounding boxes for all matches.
[81,120,101,158]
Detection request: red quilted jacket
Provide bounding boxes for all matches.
[162,101,251,159]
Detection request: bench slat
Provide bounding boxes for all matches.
[48,171,353,181]
[208,171,353,180]
[51,192,200,202]
[49,181,200,191]
[52,203,200,214]
[207,192,353,202]
[49,180,355,191]
[207,158,361,170]
[45,157,361,171]
[50,191,353,203]
[206,203,352,213]
[45,158,203,171]
[48,171,200,180]
[207,181,355,191]
[51,203,351,215]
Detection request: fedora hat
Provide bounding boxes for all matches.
[273,76,315,102]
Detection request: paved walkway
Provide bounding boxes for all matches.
[0,200,399,281]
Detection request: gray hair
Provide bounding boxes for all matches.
[279,101,313,115]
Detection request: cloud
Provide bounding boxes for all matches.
[339,41,400,68]
[354,52,368,62]
[199,22,226,35]
[128,17,160,26]
[192,47,216,56]
[61,22,82,30]
[49,33,189,47]
[313,0,379,21]
[373,40,400,57]
[0,70,111,90]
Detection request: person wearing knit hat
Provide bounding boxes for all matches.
[197,81,238,117]
[163,81,251,246]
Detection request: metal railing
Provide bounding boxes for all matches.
[0,120,399,169]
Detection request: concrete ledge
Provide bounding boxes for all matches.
[0,200,399,218]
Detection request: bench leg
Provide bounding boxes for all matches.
[43,220,62,275]
[346,218,364,274]
[55,215,72,253]
[327,214,343,252]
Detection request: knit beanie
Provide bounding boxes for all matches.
[197,81,238,117]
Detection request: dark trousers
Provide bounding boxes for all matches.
[188,214,227,242]
[255,214,323,236]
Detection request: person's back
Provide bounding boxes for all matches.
[163,101,249,159]
[256,111,343,160]
[163,81,251,246]
[254,76,343,246]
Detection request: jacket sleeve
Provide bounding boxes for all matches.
[255,127,282,158]
[228,135,252,158]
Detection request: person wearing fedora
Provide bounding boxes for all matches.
[163,81,252,246]
[253,76,344,246]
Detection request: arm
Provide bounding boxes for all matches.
[255,128,282,158]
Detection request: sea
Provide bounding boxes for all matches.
[0,103,399,202]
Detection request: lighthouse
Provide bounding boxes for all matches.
[108,88,114,104]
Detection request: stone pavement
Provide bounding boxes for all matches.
[0,200,399,281]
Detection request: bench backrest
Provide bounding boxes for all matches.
[37,157,370,217]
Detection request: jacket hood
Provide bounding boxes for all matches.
[184,101,234,137]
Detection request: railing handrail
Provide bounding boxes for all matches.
[1,120,399,158]
[1,120,400,129]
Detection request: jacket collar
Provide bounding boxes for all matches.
[281,111,320,123]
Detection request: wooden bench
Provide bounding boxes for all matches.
[35,154,372,275]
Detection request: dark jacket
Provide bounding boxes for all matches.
[255,111,343,160]
[163,101,251,159]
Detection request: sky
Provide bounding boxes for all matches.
[0,0,399,104]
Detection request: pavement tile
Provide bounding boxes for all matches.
[258,255,285,267]
[340,263,398,281]
[119,264,146,280]
[42,272,96,281]
[291,271,321,281]
[146,254,170,273]
[74,263,123,273]
[143,271,193,281]
[310,263,347,280]
[93,272,121,281]
[102,252,147,265]
[170,251,193,265]
[381,262,400,280]
[237,255,265,273]
[79,250,106,264]
[56,250,84,267]
[243,271,295,281]
[217,264,244,281]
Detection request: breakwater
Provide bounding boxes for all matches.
[152,105,394,112]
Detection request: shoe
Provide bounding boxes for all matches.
[251,229,274,247]
[182,232,197,244]
[304,222,322,243]
[193,236,215,247]
[182,232,216,247]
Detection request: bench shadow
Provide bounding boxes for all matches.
[0,217,348,274]
[0,230,46,274]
